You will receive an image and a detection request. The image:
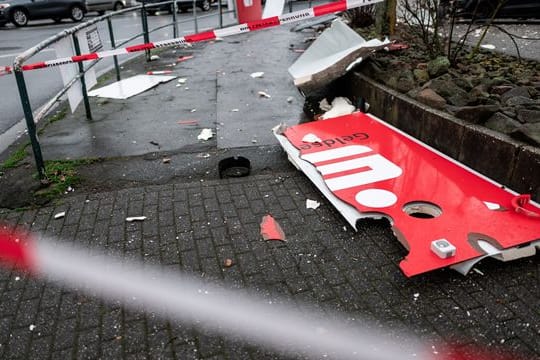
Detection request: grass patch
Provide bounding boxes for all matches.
[48,107,68,124]
[35,159,97,199]
[1,145,28,170]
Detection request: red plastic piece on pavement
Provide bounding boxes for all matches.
[260,215,286,241]
[281,112,540,276]
[0,227,37,273]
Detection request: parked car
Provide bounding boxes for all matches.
[136,0,211,15]
[86,0,133,15]
[449,0,540,19]
[0,0,87,27]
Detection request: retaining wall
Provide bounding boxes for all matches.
[344,72,540,202]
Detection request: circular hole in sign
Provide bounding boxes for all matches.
[355,189,397,208]
[218,156,251,179]
[402,201,442,219]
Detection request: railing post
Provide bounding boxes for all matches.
[172,0,178,38]
[288,0,292,13]
[218,0,223,28]
[14,70,46,181]
[192,0,198,33]
[72,33,92,120]
[107,17,121,81]
[141,0,151,61]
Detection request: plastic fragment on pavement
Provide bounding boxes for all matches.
[250,72,264,78]
[147,70,173,75]
[178,55,194,62]
[150,55,160,60]
[287,96,294,103]
[126,216,147,222]
[480,44,496,50]
[224,258,233,267]
[231,108,239,112]
[177,120,198,125]
[177,78,187,84]
[54,212,65,219]
[197,129,213,141]
[258,91,271,98]
[306,199,320,210]
[162,158,171,164]
[88,75,176,99]
[260,215,286,241]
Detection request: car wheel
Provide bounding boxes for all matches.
[113,2,124,11]
[200,0,210,11]
[52,17,62,23]
[70,5,84,22]
[10,8,28,27]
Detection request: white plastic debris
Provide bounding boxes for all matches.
[413,293,419,301]
[29,325,36,331]
[126,216,147,222]
[258,91,271,98]
[320,97,356,120]
[287,96,294,103]
[231,109,239,112]
[150,55,160,60]
[472,268,485,276]
[54,212,66,219]
[15,276,20,281]
[319,98,332,111]
[177,78,187,84]
[302,133,322,143]
[250,72,264,78]
[197,129,213,141]
[190,109,197,113]
[480,44,496,50]
[306,199,320,210]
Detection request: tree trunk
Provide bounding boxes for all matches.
[376,0,397,36]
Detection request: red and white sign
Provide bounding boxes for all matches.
[276,112,540,277]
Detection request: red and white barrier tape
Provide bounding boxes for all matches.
[0,0,382,76]
[0,226,432,360]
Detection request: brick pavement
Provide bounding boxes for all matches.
[0,171,539,359]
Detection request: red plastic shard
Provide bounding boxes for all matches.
[276,112,540,277]
[260,215,286,241]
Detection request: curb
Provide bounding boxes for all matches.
[344,72,540,202]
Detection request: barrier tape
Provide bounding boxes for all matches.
[0,0,382,76]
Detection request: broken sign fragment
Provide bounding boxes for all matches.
[306,199,320,210]
[126,216,146,222]
[258,91,271,98]
[177,55,194,62]
[320,97,356,120]
[88,75,176,100]
[250,72,264,78]
[260,215,286,241]
[197,129,213,141]
[54,212,66,219]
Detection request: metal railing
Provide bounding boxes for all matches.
[12,1,235,180]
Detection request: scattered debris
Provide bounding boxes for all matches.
[250,72,264,78]
[320,97,356,120]
[292,49,305,53]
[15,276,20,281]
[260,215,286,241]
[291,14,337,32]
[177,120,198,125]
[306,199,320,210]
[224,258,234,267]
[177,55,194,62]
[126,216,147,222]
[54,212,65,219]
[162,158,171,164]
[231,108,239,112]
[197,129,214,141]
[147,70,173,75]
[258,91,271,98]
[302,133,322,143]
[150,55,160,61]
[88,75,176,100]
[472,268,485,276]
[480,44,496,50]
[149,141,160,147]
[29,325,36,331]
[287,96,294,103]
[177,78,187,84]
[288,20,389,94]
[413,293,420,301]
[190,109,197,113]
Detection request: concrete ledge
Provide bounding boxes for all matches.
[344,72,540,201]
